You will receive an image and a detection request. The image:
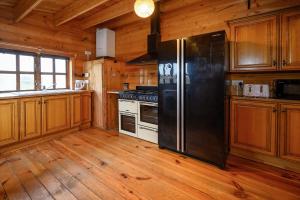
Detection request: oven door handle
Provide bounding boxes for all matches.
[119,112,137,116]
[139,126,158,132]
[139,102,158,107]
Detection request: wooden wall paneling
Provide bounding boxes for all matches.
[0,6,95,77]
[281,10,300,70]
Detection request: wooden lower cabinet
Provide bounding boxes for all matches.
[0,99,19,146]
[230,100,277,156]
[20,97,42,141]
[81,92,92,125]
[279,103,300,162]
[42,95,70,135]
[71,94,81,128]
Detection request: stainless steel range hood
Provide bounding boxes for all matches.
[127,2,160,65]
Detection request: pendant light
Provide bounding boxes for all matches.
[134,0,155,18]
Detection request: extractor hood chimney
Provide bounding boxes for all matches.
[127,1,160,65]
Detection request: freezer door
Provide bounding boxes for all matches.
[158,39,181,151]
[184,31,228,167]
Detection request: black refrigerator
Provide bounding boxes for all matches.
[158,31,229,168]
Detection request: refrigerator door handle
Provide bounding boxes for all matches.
[176,39,181,151]
[181,39,185,152]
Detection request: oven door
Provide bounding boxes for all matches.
[119,112,138,137]
[138,101,158,129]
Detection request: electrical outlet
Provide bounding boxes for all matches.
[232,80,243,86]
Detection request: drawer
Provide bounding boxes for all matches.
[119,99,138,113]
[138,125,158,144]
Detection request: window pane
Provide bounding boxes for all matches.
[20,55,34,72]
[0,53,16,71]
[55,59,67,73]
[41,75,53,89]
[56,75,66,89]
[20,74,35,90]
[0,74,16,91]
[41,57,53,73]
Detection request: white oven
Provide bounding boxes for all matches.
[118,100,138,137]
[138,101,158,143]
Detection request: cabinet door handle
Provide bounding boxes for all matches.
[272,60,277,66]
[272,108,278,112]
[282,60,287,66]
[281,109,287,113]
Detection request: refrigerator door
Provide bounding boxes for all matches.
[184,31,228,167]
[158,40,181,151]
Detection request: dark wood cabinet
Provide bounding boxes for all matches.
[230,16,278,72]
[230,99,277,156]
[281,10,300,70]
[279,103,300,162]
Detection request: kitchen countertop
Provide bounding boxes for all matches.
[231,95,300,104]
[0,90,93,100]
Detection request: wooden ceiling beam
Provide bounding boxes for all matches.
[14,0,43,22]
[81,0,135,29]
[54,0,110,26]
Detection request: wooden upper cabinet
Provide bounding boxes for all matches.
[230,100,277,156]
[281,11,300,70]
[279,103,300,162]
[0,100,19,146]
[42,95,70,135]
[230,16,278,71]
[71,94,81,128]
[20,97,42,141]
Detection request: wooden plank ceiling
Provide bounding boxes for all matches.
[0,0,300,30]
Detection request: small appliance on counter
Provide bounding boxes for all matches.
[75,80,89,90]
[275,79,300,100]
[243,84,270,98]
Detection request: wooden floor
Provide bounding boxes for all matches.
[0,129,299,200]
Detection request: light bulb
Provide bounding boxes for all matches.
[134,0,155,18]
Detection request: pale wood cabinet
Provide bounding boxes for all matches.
[20,97,42,141]
[279,103,300,162]
[81,92,92,125]
[71,94,81,128]
[281,11,300,70]
[230,100,277,156]
[0,100,19,146]
[230,16,278,71]
[42,95,70,135]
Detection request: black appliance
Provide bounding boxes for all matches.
[275,79,300,100]
[118,86,158,103]
[127,2,160,65]
[158,31,229,168]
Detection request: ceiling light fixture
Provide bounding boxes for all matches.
[134,0,155,18]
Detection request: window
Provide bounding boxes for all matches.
[0,49,69,92]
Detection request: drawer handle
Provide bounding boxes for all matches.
[281,109,287,113]
[272,108,277,112]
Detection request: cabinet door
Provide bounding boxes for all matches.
[0,100,19,146]
[71,94,81,128]
[230,100,277,156]
[20,98,42,141]
[230,16,278,71]
[42,95,70,135]
[281,11,300,70]
[279,103,300,162]
[81,92,92,124]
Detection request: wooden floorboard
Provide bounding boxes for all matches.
[0,128,300,200]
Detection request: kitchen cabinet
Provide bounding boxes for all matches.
[279,103,300,162]
[281,10,300,70]
[71,94,81,128]
[20,97,42,141]
[42,95,70,135]
[230,100,277,156]
[0,99,19,146]
[230,15,278,71]
[230,9,300,72]
[81,92,92,125]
